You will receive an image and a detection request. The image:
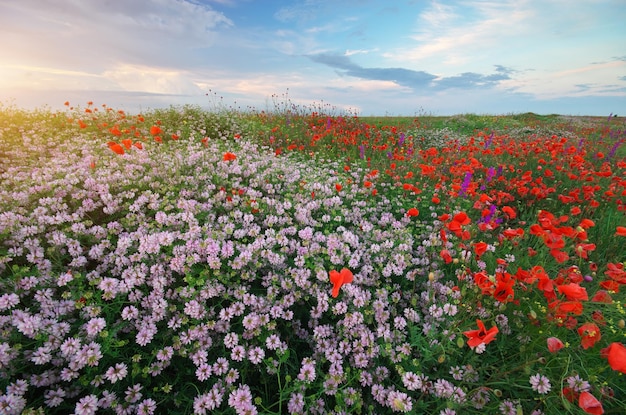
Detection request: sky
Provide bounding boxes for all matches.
[1,0,625,116]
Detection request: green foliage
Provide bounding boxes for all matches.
[0,101,625,414]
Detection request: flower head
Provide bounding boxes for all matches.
[577,322,601,349]
[546,337,564,353]
[107,141,125,155]
[529,373,551,394]
[329,268,353,298]
[406,207,419,217]
[579,391,604,415]
[601,342,626,373]
[463,319,498,350]
[223,152,237,161]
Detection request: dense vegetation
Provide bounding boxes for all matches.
[0,100,624,414]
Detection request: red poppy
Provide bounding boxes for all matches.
[578,218,595,229]
[440,249,453,264]
[575,243,596,259]
[109,125,122,136]
[473,241,488,258]
[577,322,601,349]
[578,391,604,415]
[562,387,577,403]
[121,138,133,149]
[473,271,494,295]
[502,206,516,219]
[616,226,626,236]
[605,263,626,284]
[406,208,419,217]
[150,125,163,136]
[107,141,125,155]
[463,319,498,349]
[547,337,564,353]
[503,228,524,239]
[601,342,626,373]
[335,183,342,192]
[223,152,237,161]
[550,249,569,263]
[493,273,514,303]
[453,212,471,225]
[590,290,612,303]
[557,283,589,301]
[329,268,353,298]
[599,280,620,292]
[543,234,565,249]
[554,300,584,316]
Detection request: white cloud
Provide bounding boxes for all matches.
[345,48,379,56]
[503,60,626,99]
[387,0,534,71]
[103,64,203,95]
[0,0,232,69]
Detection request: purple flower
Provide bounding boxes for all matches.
[230,345,246,362]
[137,398,157,415]
[84,317,106,338]
[74,394,98,415]
[288,392,305,414]
[44,388,66,408]
[387,390,413,412]
[529,373,551,394]
[227,384,255,414]
[459,172,472,197]
[247,347,265,365]
[484,132,494,149]
[195,363,212,382]
[105,363,128,383]
[607,138,624,160]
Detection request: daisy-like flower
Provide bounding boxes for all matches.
[84,317,106,338]
[247,347,265,365]
[137,398,157,415]
[529,374,551,394]
[387,390,413,413]
[401,372,421,391]
[230,345,246,362]
[74,394,98,415]
[105,363,128,383]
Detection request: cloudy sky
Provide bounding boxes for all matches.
[1,0,625,115]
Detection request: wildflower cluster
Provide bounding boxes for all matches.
[0,102,624,414]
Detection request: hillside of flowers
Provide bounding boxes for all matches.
[0,100,625,415]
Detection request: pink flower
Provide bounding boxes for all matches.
[579,391,604,414]
[547,337,564,353]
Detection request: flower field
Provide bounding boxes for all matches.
[0,101,625,414]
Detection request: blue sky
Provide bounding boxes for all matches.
[1,0,625,115]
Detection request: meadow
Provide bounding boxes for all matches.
[0,99,625,415]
